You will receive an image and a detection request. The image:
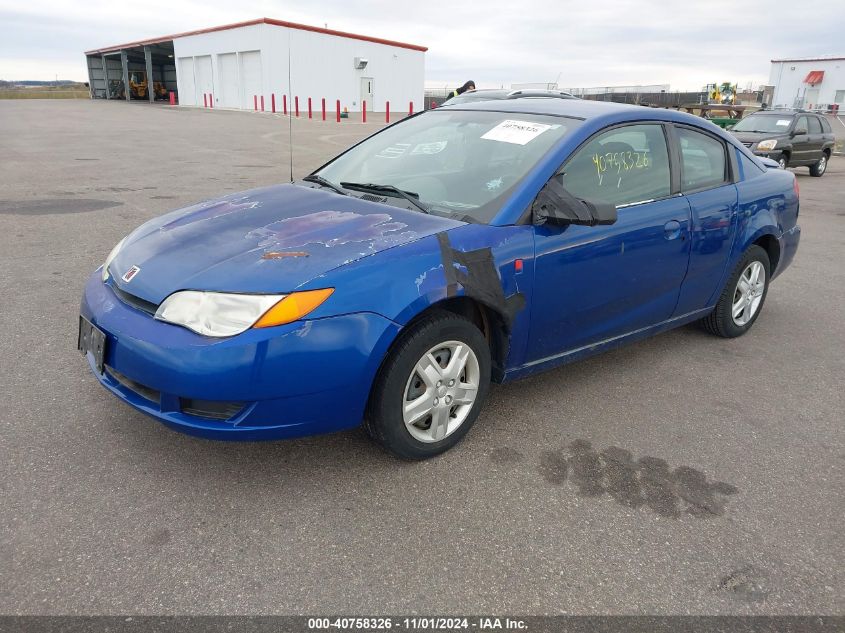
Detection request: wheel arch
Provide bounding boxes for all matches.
[753,233,781,273]
[386,296,511,384]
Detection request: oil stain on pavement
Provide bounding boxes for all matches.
[533,439,738,518]
[717,565,769,602]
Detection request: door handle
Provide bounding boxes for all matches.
[664,220,683,240]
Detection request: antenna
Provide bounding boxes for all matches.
[287,30,294,183]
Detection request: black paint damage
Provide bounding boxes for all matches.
[436,232,526,381]
[436,232,526,325]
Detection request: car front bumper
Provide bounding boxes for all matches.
[80,272,400,440]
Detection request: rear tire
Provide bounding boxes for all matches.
[809,152,828,177]
[364,310,491,459]
[700,245,771,338]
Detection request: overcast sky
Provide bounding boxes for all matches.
[1,0,843,90]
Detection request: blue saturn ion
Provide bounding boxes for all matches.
[79,97,800,458]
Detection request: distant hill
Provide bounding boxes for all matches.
[0,80,86,87]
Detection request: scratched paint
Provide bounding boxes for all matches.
[247,210,413,250]
[262,251,309,259]
[159,195,261,232]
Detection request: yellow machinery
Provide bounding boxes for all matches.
[128,71,168,100]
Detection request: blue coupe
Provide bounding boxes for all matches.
[79,97,800,458]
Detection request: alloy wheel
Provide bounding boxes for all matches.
[403,340,480,443]
[732,261,766,326]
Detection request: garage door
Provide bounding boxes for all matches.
[239,51,262,110]
[194,55,214,106]
[217,53,239,109]
[177,57,195,106]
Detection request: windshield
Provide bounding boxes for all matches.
[732,114,794,133]
[316,110,577,223]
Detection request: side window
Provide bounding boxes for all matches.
[739,152,764,180]
[808,116,823,134]
[820,117,832,133]
[676,127,727,191]
[794,116,809,134]
[561,124,671,207]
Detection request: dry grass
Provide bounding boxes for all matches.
[0,86,89,99]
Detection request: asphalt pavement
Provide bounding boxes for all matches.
[0,100,842,615]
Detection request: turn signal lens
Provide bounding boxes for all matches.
[253,288,334,328]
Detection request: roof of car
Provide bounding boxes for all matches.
[749,109,819,116]
[442,96,668,119]
[444,88,576,104]
[436,97,750,140]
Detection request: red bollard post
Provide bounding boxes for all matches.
[203,93,208,108]
[308,97,312,119]
[409,101,414,115]
[209,94,213,109]
[295,96,299,117]
[271,94,276,113]
[169,91,176,106]
[283,94,287,115]
[386,101,390,124]
[336,100,341,123]
[431,100,437,109]
[362,100,367,123]
[321,98,326,121]
[253,95,257,111]
[260,95,265,112]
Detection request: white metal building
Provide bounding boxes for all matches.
[84,18,427,113]
[769,56,845,111]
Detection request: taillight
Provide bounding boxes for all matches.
[793,175,799,198]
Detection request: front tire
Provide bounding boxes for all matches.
[700,245,771,338]
[364,310,491,459]
[809,152,828,177]
[776,154,789,169]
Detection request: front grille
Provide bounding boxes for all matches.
[179,398,246,421]
[108,278,158,315]
[106,366,160,404]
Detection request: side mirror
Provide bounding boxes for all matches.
[791,127,807,137]
[532,177,617,227]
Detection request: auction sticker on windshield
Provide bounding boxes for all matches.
[481,119,553,145]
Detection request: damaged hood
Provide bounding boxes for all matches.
[109,184,463,304]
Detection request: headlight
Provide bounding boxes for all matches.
[154,288,334,337]
[101,237,127,282]
[756,139,778,151]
